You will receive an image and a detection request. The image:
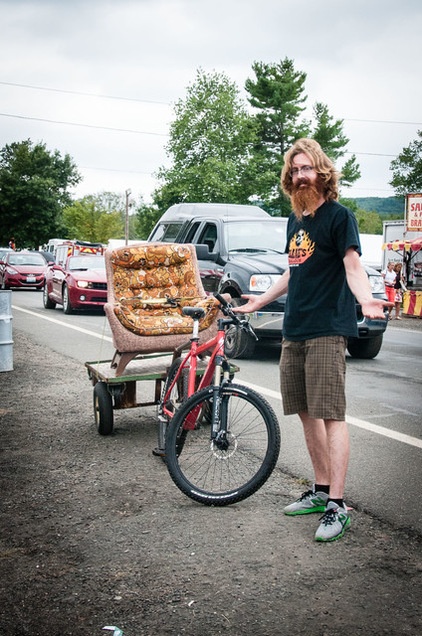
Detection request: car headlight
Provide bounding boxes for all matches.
[368,274,385,294]
[6,266,19,275]
[77,280,90,289]
[249,274,282,292]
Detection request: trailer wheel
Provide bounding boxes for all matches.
[93,382,114,435]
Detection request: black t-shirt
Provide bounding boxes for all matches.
[283,200,361,341]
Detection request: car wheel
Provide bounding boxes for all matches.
[347,335,383,359]
[43,285,56,309]
[223,297,257,359]
[63,284,73,314]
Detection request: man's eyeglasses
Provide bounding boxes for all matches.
[290,165,315,177]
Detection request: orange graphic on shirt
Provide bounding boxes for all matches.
[288,229,315,265]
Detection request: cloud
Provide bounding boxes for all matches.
[0,0,421,203]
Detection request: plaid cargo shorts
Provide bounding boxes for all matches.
[279,336,347,420]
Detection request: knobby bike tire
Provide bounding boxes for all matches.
[165,383,281,506]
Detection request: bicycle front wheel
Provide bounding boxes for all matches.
[165,383,281,506]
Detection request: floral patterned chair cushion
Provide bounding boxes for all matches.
[109,243,219,336]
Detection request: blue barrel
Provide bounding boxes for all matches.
[0,290,13,372]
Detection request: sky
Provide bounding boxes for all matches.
[0,0,421,206]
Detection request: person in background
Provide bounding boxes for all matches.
[393,262,405,320]
[234,138,392,542]
[382,261,396,320]
[8,237,16,250]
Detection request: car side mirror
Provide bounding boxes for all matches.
[195,244,217,262]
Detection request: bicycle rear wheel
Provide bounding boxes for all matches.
[160,357,188,416]
[154,357,188,456]
[165,383,281,506]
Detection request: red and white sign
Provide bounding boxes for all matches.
[406,193,422,232]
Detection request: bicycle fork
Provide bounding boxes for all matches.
[210,356,231,449]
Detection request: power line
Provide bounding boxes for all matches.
[344,117,422,126]
[346,150,397,158]
[2,81,420,127]
[1,112,400,158]
[0,81,405,193]
[0,80,170,106]
[0,112,168,137]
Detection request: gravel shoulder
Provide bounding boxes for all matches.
[0,329,421,636]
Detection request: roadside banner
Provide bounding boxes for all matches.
[406,193,422,232]
[403,290,422,317]
[382,237,422,252]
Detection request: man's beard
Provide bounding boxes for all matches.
[290,179,324,220]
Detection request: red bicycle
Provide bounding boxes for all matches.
[159,293,281,506]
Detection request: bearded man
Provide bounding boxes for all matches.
[235,138,392,542]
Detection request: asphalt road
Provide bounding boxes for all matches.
[7,289,422,534]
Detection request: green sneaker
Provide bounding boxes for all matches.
[315,501,351,542]
[283,488,329,516]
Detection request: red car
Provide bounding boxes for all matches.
[43,254,107,313]
[0,251,48,290]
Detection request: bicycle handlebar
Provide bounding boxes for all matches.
[214,293,258,341]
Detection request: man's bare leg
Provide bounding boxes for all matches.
[324,419,350,499]
[299,411,330,486]
[299,412,350,498]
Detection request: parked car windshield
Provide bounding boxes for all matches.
[0,248,13,260]
[68,256,105,271]
[225,219,287,253]
[8,253,46,266]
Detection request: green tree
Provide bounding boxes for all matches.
[0,139,80,248]
[356,209,383,234]
[134,202,162,240]
[312,102,361,188]
[62,195,124,243]
[245,60,360,214]
[341,198,383,234]
[95,191,125,215]
[390,130,422,195]
[352,196,404,218]
[93,191,135,240]
[153,69,257,211]
[245,58,310,213]
[246,59,309,155]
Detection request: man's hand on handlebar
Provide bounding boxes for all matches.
[215,292,264,314]
[232,294,265,314]
[216,292,232,306]
[214,293,258,340]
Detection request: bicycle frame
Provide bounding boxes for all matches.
[160,316,232,421]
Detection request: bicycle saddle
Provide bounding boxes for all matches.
[182,306,206,320]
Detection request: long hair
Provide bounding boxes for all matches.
[280,138,339,201]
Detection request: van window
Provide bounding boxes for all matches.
[198,223,218,251]
[184,222,201,244]
[150,223,182,242]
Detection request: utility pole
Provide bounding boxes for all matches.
[125,189,132,245]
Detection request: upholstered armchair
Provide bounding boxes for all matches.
[104,242,219,375]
